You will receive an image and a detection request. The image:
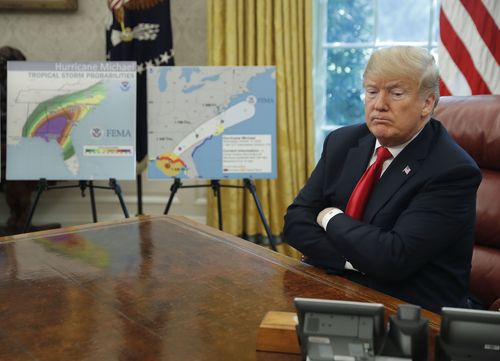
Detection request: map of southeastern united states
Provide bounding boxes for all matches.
[22,82,106,161]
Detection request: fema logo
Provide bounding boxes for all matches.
[90,127,103,139]
[120,81,130,91]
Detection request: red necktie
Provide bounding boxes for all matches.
[345,146,392,220]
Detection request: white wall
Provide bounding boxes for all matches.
[0,0,209,227]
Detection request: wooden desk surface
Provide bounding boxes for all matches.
[0,215,440,361]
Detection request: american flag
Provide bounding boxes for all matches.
[108,0,128,10]
[438,0,499,96]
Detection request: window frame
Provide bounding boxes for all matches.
[313,0,440,160]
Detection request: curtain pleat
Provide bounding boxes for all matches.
[207,0,313,258]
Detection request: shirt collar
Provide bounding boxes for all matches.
[374,127,424,159]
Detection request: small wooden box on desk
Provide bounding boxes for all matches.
[257,311,301,354]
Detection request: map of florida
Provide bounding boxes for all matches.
[22,82,106,175]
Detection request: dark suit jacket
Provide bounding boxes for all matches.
[283,119,482,313]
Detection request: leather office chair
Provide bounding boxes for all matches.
[434,95,500,311]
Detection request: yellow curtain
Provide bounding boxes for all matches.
[207,0,314,257]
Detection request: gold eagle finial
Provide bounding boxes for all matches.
[108,0,164,43]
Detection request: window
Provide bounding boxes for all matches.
[313,0,440,159]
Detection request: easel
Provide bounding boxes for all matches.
[163,178,277,251]
[136,173,144,215]
[23,178,129,233]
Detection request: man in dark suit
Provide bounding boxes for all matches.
[283,46,481,313]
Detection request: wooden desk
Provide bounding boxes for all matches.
[0,215,439,361]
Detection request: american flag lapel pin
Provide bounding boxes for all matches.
[403,165,411,175]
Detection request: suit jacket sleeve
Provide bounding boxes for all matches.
[326,161,481,281]
[283,121,481,285]
[283,132,347,272]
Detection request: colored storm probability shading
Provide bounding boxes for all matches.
[22,82,106,175]
[156,153,187,177]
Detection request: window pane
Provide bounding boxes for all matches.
[377,0,431,42]
[327,0,375,43]
[317,0,441,160]
[432,1,440,43]
[325,48,371,127]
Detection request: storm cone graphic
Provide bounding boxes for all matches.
[22,82,106,174]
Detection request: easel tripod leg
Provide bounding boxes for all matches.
[89,181,98,223]
[164,178,182,214]
[80,180,98,223]
[137,174,143,215]
[110,178,129,218]
[211,180,223,230]
[243,179,277,251]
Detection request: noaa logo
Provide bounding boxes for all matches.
[120,81,131,91]
[91,127,103,139]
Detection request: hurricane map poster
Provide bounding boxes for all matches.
[6,61,136,180]
[147,66,276,180]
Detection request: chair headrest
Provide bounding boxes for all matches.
[434,95,500,171]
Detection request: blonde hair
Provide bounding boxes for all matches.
[363,46,440,109]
